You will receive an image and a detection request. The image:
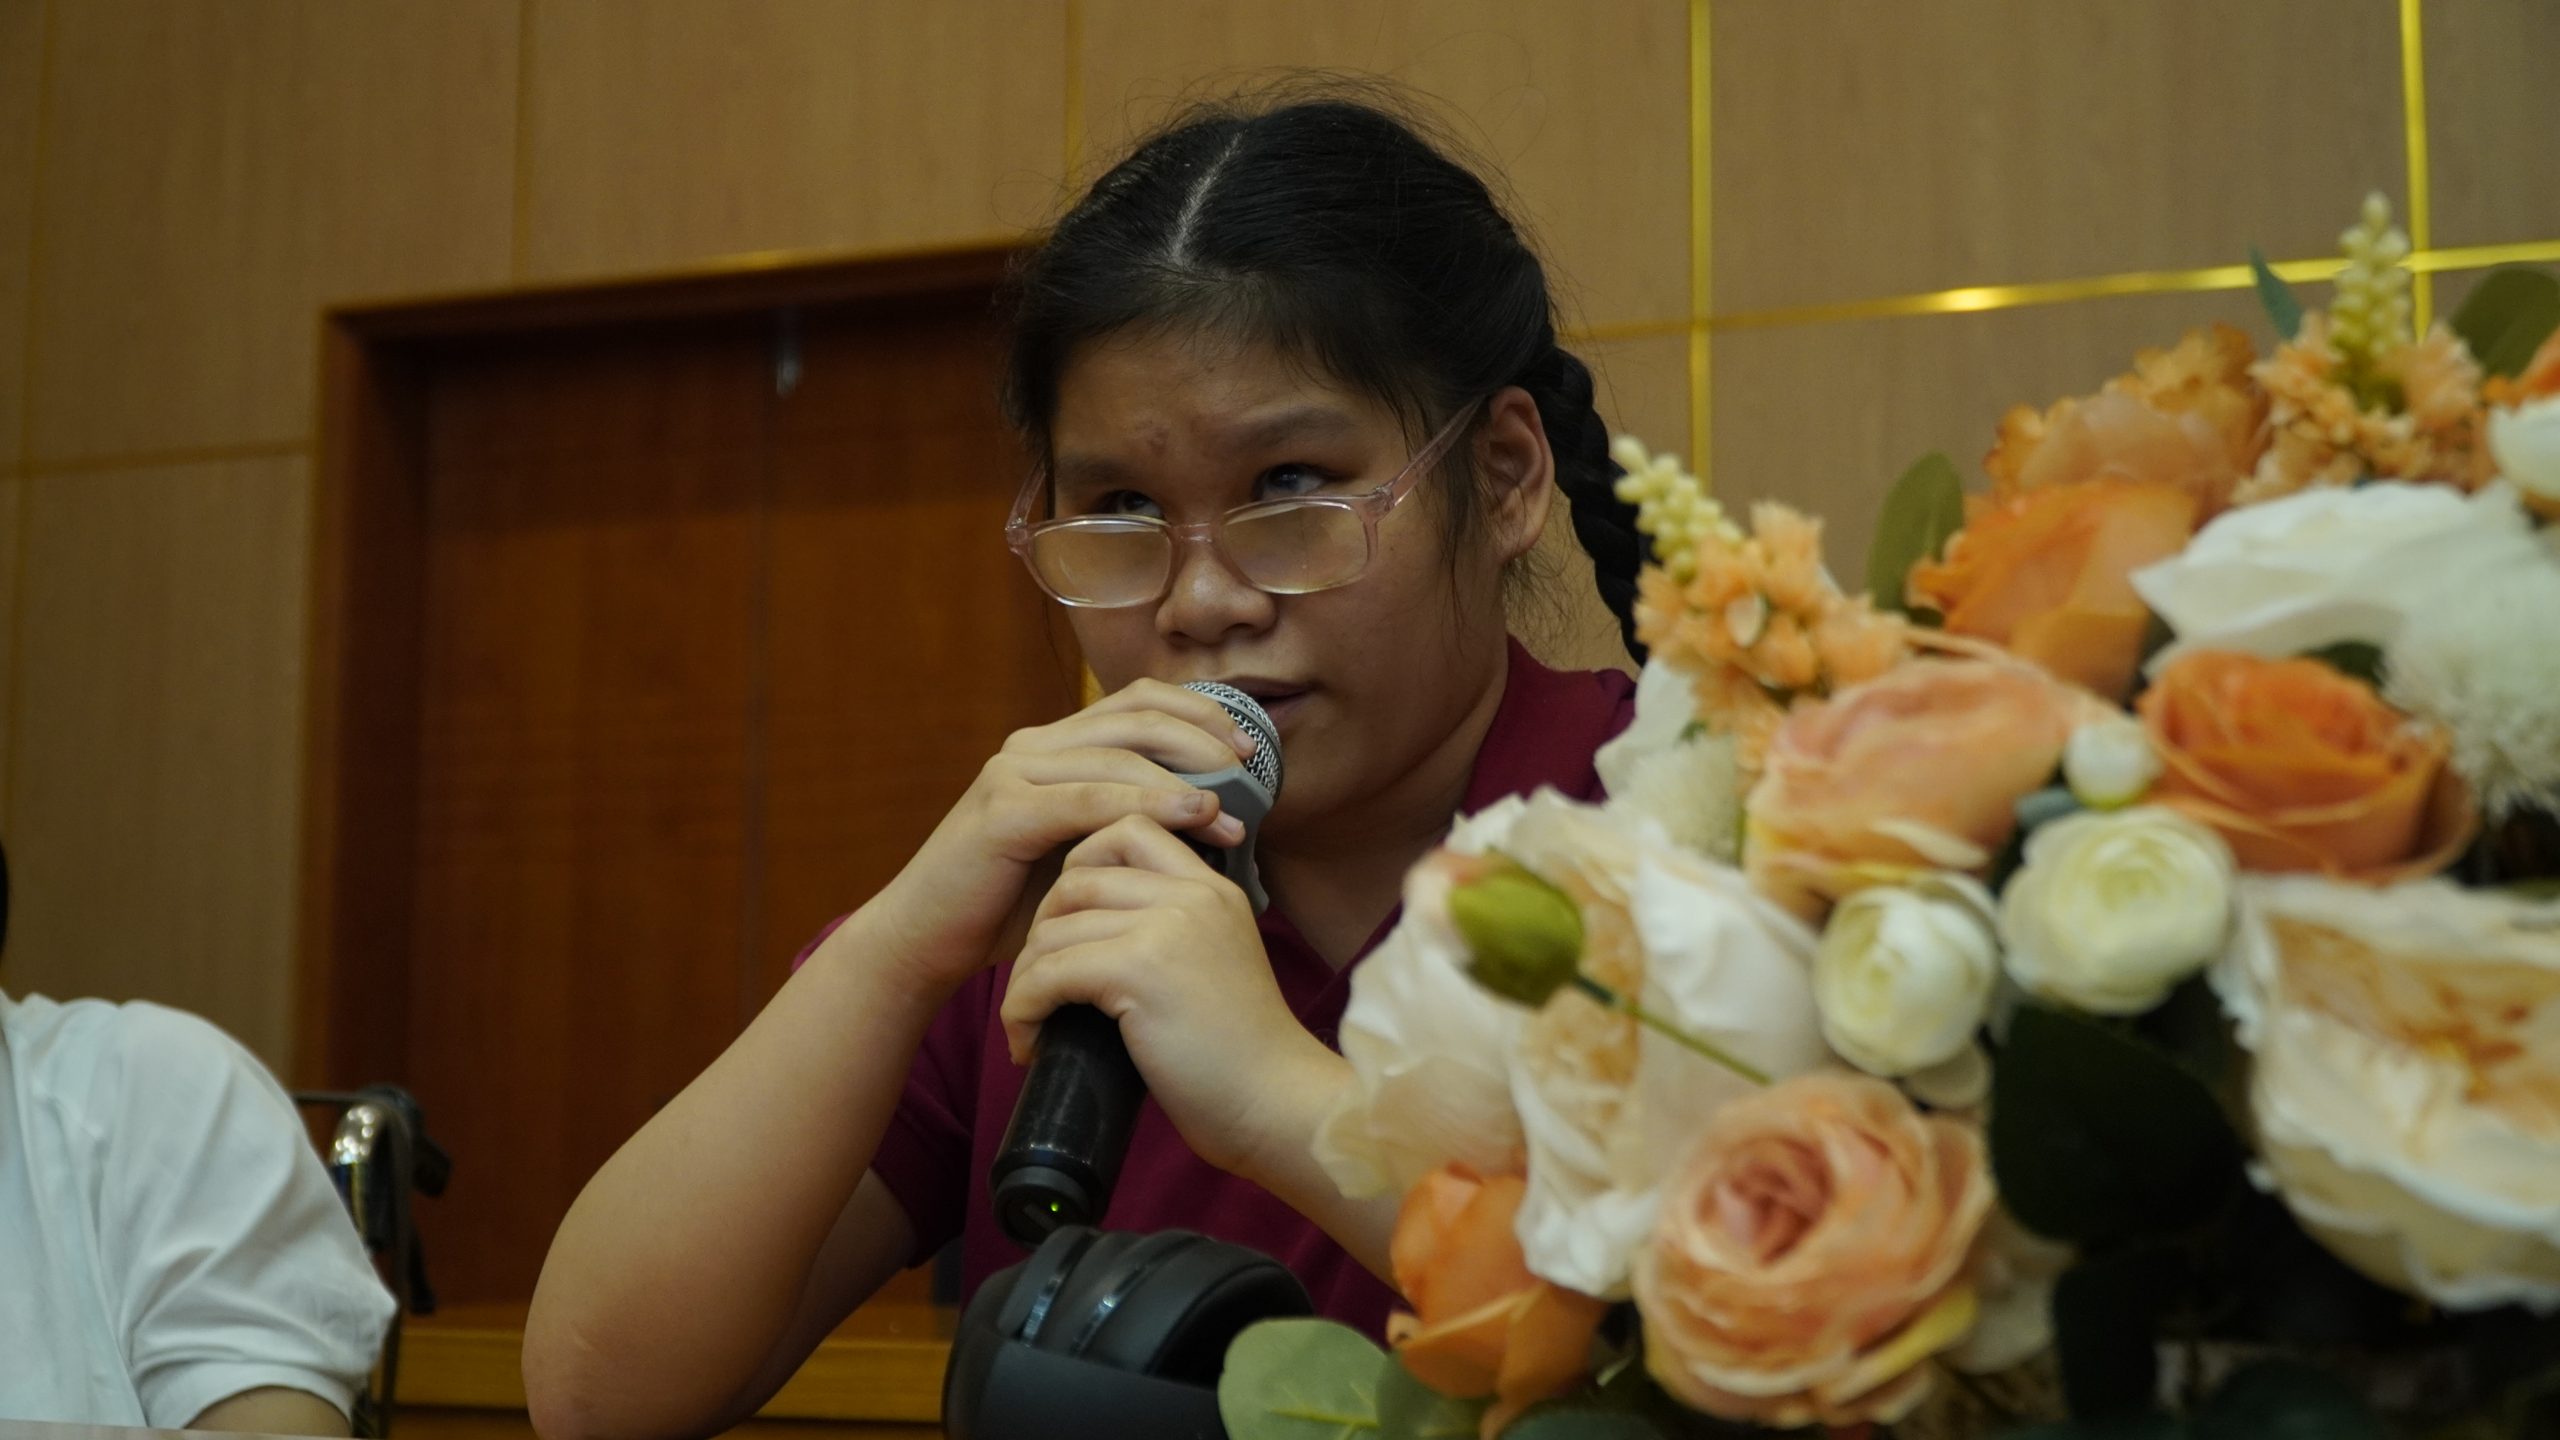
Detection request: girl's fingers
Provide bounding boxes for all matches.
[1060,813,1225,877]
[1005,681,1258,773]
[1001,937,1142,1065]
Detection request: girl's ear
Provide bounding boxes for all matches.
[1473,386,1557,566]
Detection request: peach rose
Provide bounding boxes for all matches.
[1907,479,2200,701]
[2137,651,2476,882]
[1984,323,2268,518]
[1633,1072,1995,1428]
[1745,659,2110,919]
[1387,1165,1609,1438]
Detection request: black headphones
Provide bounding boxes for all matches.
[942,1227,1313,1440]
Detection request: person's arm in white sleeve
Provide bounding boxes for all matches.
[96,1002,397,1434]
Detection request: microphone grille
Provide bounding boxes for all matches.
[1182,681,1283,796]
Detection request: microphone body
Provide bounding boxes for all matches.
[990,683,1282,1247]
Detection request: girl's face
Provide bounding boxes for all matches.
[1047,329,1551,837]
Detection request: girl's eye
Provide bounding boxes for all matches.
[1256,464,1331,501]
[1095,490,1163,519]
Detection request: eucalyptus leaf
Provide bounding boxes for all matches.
[2250,246,2304,342]
[2300,640,2385,687]
[1867,452,1967,615]
[2449,266,2560,379]
[1375,1361,1486,1439]
[1988,1006,2244,1244]
[1218,1318,1395,1440]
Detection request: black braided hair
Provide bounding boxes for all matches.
[1001,88,1645,662]
[1518,346,1647,661]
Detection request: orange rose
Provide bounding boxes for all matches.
[1984,323,2268,518]
[2137,651,2475,881]
[1745,658,2110,919]
[1633,1072,1995,1428]
[1907,479,2199,701]
[2481,327,2560,408]
[1387,1165,1609,1438]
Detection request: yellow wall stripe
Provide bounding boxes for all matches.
[1559,241,2560,351]
[2400,0,2434,332]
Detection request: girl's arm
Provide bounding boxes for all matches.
[523,906,942,1440]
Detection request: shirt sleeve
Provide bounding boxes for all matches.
[867,970,992,1267]
[94,1004,397,1430]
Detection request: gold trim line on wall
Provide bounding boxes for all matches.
[2400,0,2434,332]
[1559,240,2560,349]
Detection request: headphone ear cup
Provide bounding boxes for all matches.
[943,1227,1317,1440]
[1054,1231,1314,1381]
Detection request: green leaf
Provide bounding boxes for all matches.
[2299,640,2385,687]
[1218,1318,1395,1440]
[1867,452,1967,615]
[2449,266,2560,378]
[2191,1362,2386,1440]
[2250,246,2304,342]
[2052,1247,2182,1418]
[1989,1006,2245,1244]
[1375,1361,1486,1439]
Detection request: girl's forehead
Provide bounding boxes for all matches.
[1052,330,1393,447]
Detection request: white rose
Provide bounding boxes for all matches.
[1495,792,1832,1298]
[1811,874,2000,1078]
[2489,394,2560,510]
[2062,714,2160,809]
[2215,877,2560,1312]
[1598,658,1743,862]
[2129,481,2545,673]
[1999,807,2235,1015]
[1311,799,1535,1197]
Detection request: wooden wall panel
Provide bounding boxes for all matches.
[755,296,1080,992]
[1581,333,1691,470]
[0,477,18,826]
[0,0,41,468]
[24,0,516,462]
[1077,0,1692,330]
[1710,290,2297,582]
[6,457,311,1066]
[2425,0,2560,248]
[405,320,770,1304]
[1712,0,2403,313]
[521,0,1067,281]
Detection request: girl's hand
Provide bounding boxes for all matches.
[857,681,1260,1005]
[998,814,1334,1179]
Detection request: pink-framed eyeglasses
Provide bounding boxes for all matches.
[1003,400,1483,608]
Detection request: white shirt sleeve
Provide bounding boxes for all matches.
[93,1003,398,1429]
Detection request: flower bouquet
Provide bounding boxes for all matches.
[1215,197,2560,1440]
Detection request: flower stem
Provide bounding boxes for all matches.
[1568,973,1771,1086]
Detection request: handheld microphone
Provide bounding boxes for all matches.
[989,682,1283,1246]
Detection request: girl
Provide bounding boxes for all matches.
[525,92,1648,1439]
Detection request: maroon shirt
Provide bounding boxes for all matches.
[795,639,1634,1337]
